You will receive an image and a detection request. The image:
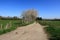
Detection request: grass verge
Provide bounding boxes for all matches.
[38,20,60,40]
[0,20,34,35]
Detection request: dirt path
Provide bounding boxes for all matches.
[0,22,48,40]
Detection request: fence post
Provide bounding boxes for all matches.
[0,24,3,29]
[5,21,12,29]
[9,21,12,28]
[0,24,1,29]
[5,23,8,29]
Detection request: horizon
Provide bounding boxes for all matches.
[0,0,60,19]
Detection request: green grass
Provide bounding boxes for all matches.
[0,20,34,35]
[38,20,60,40]
[38,20,60,26]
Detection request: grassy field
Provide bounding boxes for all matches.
[38,20,60,40]
[0,20,34,35]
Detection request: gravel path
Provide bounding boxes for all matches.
[0,22,48,40]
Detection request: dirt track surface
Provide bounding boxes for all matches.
[0,22,48,40]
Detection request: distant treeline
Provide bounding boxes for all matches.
[0,16,21,20]
[43,19,60,21]
[36,17,60,21]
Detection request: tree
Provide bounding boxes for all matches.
[0,16,2,20]
[36,17,42,20]
[13,16,18,19]
[21,9,38,22]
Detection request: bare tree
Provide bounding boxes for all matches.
[21,9,38,23]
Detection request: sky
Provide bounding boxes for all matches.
[0,0,60,19]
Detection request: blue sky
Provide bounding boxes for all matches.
[0,0,60,19]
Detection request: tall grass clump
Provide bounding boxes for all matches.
[45,25,60,40]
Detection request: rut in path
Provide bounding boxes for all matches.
[0,22,48,40]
